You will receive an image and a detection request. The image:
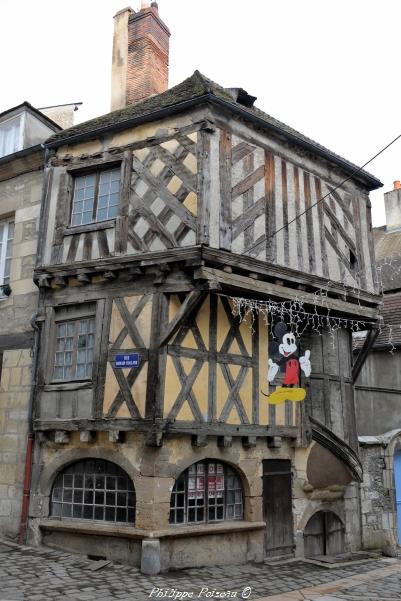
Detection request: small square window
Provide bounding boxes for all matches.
[70,167,121,226]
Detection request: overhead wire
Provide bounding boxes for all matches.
[270,132,401,239]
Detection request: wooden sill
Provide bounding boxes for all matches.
[63,220,115,236]
[44,381,92,392]
[38,519,265,540]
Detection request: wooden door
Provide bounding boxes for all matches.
[304,511,345,557]
[263,460,294,557]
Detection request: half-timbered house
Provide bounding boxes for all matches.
[27,3,382,572]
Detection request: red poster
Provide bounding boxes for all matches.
[208,476,216,490]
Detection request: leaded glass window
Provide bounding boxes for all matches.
[71,168,120,226]
[50,459,136,524]
[170,461,243,525]
[53,316,95,381]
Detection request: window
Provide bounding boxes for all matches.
[0,117,21,158]
[50,459,136,524]
[0,219,14,286]
[71,168,120,226]
[53,311,95,381]
[170,461,244,525]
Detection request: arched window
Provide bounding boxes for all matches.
[170,460,243,525]
[50,459,136,524]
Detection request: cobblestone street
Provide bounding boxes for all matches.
[1,540,401,601]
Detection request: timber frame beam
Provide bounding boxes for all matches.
[352,327,380,383]
[159,290,208,347]
[194,266,379,321]
[34,246,381,312]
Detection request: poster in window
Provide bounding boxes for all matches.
[196,491,204,499]
[216,491,223,498]
[188,491,196,500]
[208,476,216,490]
[217,464,223,474]
[208,464,216,475]
[196,477,204,490]
[188,477,196,490]
[216,475,224,490]
[197,464,205,475]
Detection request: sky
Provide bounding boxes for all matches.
[1,0,400,226]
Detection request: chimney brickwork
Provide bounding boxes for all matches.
[111,3,170,111]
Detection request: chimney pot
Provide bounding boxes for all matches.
[394,180,401,190]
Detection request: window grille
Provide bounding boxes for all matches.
[170,461,243,525]
[71,168,120,226]
[51,459,136,524]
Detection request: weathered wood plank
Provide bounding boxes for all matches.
[66,234,80,263]
[265,151,275,262]
[231,141,255,165]
[315,177,329,279]
[281,160,289,267]
[96,229,111,258]
[159,290,207,347]
[303,171,316,273]
[195,266,379,319]
[196,130,211,245]
[232,164,265,199]
[219,129,232,251]
[208,294,217,421]
[131,155,196,230]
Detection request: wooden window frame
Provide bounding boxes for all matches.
[170,460,244,526]
[67,162,123,229]
[45,302,103,387]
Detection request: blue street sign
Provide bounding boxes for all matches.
[114,353,140,368]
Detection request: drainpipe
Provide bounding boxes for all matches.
[18,310,41,544]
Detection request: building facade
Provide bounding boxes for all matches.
[0,103,60,539]
[27,4,382,572]
[355,181,401,555]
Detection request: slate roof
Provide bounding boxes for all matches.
[373,227,401,292]
[375,291,401,347]
[46,71,382,190]
[353,227,401,349]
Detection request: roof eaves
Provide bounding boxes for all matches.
[45,95,212,150]
[0,143,44,167]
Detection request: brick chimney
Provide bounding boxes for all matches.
[111,2,170,111]
[384,180,401,231]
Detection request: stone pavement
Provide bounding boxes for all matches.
[1,539,401,601]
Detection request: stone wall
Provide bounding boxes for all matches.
[0,168,42,538]
[359,440,398,555]
[28,433,362,570]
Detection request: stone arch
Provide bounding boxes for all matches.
[38,446,140,499]
[166,449,252,497]
[304,509,345,557]
[169,458,246,525]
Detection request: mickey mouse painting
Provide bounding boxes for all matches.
[262,321,311,404]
